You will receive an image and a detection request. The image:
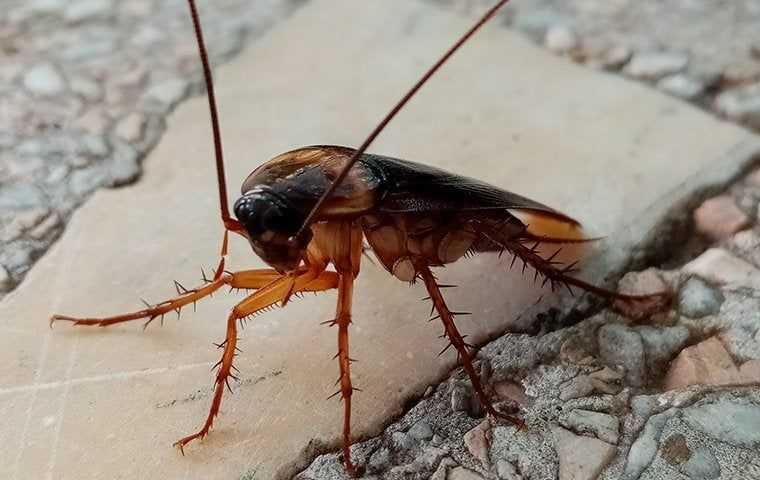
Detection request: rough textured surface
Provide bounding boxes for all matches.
[3,1,760,480]
[0,0,302,295]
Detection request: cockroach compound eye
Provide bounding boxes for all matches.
[50,0,670,475]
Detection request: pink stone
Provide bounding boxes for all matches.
[693,194,749,241]
[739,359,760,382]
[553,426,616,480]
[612,268,671,320]
[463,420,491,465]
[493,381,530,406]
[663,337,742,390]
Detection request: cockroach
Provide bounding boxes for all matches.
[50,0,668,475]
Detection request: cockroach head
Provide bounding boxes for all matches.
[234,187,312,273]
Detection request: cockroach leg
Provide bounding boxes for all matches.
[174,267,338,453]
[418,265,523,428]
[49,267,337,329]
[328,273,358,475]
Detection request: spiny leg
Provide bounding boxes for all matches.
[418,265,522,426]
[49,267,333,328]
[328,273,358,474]
[174,267,339,452]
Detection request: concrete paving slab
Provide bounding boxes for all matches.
[1,0,758,478]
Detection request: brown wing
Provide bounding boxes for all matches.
[362,153,584,241]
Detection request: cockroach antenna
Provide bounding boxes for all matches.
[295,0,512,239]
[187,0,235,228]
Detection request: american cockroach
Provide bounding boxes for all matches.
[50,0,669,475]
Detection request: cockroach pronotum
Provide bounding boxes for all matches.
[50,0,669,474]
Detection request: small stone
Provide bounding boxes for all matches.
[714,83,760,130]
[23,63,66,96]
[602,45,632,70]
[447,466,485,480]
[0,265,11,292]
[560,409,619,445]
[660,433,691,466]
[559,375,594,400]
[390,431,414,451]
[694,195,749,241]
[408,420,434,441]
[107,140,140,186]
[493,381,529,406]
[552,426,616,480]
[495,460,522,480]
[114,112,146,144]
[624,51,689,80]
[69,75,103,102]
[598,324,646,387]
[75,108,111,135]
[29,213,60,240]
[682,398,760,449]
[367,447,390,473]
[81,134,110,158]
[657,74,705,100]
[451,382,478,416]
[663,337,742,390]
[431,457,457,480]
[681,446,721,479]
[678,277,724,318]
[0,184,47,210]
[683,248,760,290]
[544,25,577,54]
[145,78,189,112]
[613,268,670,320]
[64,0,113,22]
[739,359,760,382]
[463,420,491,465]
[9,207,49,233]
[636,325,690,374]
[559,334,593,364]
[589,366,624,395]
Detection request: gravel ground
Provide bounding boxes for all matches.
[0,0,303,295]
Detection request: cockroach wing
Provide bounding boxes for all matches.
[363,154,584,241]
[242,146,382,218]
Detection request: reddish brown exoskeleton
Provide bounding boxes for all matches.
[50,0,668,474]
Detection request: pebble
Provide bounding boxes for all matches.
[463,420,491,465]
[589,366,624,395]
[694,194,750,241]
[663,337,741,390]
[114,112,146,144]
[601,45,632,70]
[681,446,721,479]
[678,277,724,318]
[624,51,689,80]
[107,140,140,186]
[495,460,522,480]
[559,374,594,401]
[636,325,690,375]
[430,457,457,480]
[544,25,578,54]
[29,212,60,240]
[682,398,760,449]
[493,381,529,406]
[657,74,705,100]
[612,268,670,320]
[598,324,646,387]
[447,466,485,480]
[144,78,189,112]
[739,359,760,382]
[560,409,619,445]
[714,83,760,130]
[390,431,415,451]
[23,63,66,96]
[623,410,674,479]
[64,0,113,22]
[408,420,434,441]
[552,426,616,480]
[451,382,476,416]
[683,248,760,290]
[367,447,390,473]
[69,75,103,102]
[0,265,12,292]
[81,133,110,158]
